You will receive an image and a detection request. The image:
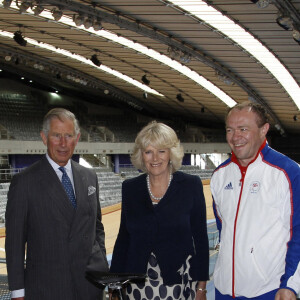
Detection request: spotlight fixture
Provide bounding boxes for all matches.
[51,8,63,21]
[33,4,44,16]
[176,93,184,103]
[143,92,148,99]
[250,0,270,9]
[93,19,103,31]
[141,74,150,85]
[2,0,12,8]
[293,115,298,121]
[84,17,93,29]
[292,29,300,44]
[217,71,234,86]
[33,63,44,70]
[179,52,192,64]
[201,107,205,113]
[73,14,84,26]
[276,13,293,31]
[91,54,101,67]
[13,31,27,46]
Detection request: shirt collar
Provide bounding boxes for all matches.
[45,153,72,172]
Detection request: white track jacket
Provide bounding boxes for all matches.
[211,141,300,298]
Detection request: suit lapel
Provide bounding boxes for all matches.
[38,156,75,225]
[154,171,182,209]
[138,174,154,210]
[71,161,86,212]
[69,161,90,237]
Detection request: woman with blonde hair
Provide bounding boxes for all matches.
[110,121,209,300]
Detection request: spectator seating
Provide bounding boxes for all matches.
[97,171,123,207]
[180,165,214,179]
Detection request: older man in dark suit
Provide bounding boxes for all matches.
[5,108,108,300]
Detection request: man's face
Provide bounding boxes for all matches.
[226,108,269,167]
[40,117,80,167]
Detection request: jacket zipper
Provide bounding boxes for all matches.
[232,174,245,298]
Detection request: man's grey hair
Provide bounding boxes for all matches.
[42,108,80,136]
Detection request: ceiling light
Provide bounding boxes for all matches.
[274,123,285,136]
[293,115,298,121]
[143,92,148,99]
[84,17,93,29]
[292,29,300,44]
[93,19,102,31]
[141,75,150,85]
[276,13,293,31]
[33,4,44,15]
[179,52,192,64]
[7,1,234,105]
[91,54,101,66]
[250,0,270,9]
[217,71,234,86]
[13,31,27,46]
[168,0,300,110]
[73,14,84,26]
[176,93,184,103]
[51,8,62,21]
[4,29,162,97]
[0,29,163,95]
[2,0,12,8]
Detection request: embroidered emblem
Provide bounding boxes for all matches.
[250,181,260,193]
[88,186,96,196]
[224,182,233,190]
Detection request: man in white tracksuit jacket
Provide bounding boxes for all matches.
[211,102,300,300]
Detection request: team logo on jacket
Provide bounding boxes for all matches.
[224,182,233,190]
[250,181,260,193]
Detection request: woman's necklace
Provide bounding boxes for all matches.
[146,173,173,201]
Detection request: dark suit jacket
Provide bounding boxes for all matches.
[5,156,109,300]
[110,171,209,285]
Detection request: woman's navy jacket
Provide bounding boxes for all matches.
[110,171,209,285]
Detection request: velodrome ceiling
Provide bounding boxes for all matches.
[0,0,300,136]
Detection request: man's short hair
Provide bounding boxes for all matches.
[226,101,269,128]
[42,108,80,136]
